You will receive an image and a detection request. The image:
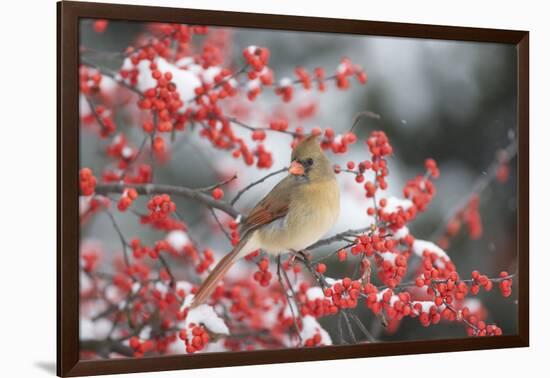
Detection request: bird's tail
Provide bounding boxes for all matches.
[190,234,251,308]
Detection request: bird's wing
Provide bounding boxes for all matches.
[241,175,299,235]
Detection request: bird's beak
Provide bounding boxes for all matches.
[289,160,305,176]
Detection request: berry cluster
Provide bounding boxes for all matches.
[336,130,393,202]
[117,188,139,211]
[253,258,273,286]
[469,270,495,294]
[374,250,407,289]
[498,271,513,297]
[335,57,368,89]
[303,332,324,347]
[196,249,215,274]
[298,286,338,317]
[403,175,436,212]
[349,233,393,258]
[79,66,102,95]
[463,195,482,240]
[294,67,312,89]
[179,325,210,354]
[243,46,270,72]
[133,239,172,260]
[319,128,358,154]
[147,194,176,221]
[243,46,272,100]
[269,119,289,132]
[129,337,155,358]
[424,158,440,178]
[323,278,362,309]
[81,249,100,273]
[79,168,96,196]
[275,78,294,102]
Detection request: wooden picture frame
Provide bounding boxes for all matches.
[58,1,529,376]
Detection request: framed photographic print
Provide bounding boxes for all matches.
[57,1,529,376]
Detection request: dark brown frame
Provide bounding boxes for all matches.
[57,1,529,376]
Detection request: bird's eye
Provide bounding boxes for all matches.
[305,158,314,167]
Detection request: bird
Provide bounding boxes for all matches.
[191,135,340,308]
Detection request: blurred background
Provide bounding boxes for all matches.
[80,19,518,343]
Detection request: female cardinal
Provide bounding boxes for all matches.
[191,135,340,307]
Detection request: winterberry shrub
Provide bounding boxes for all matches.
[78,20,517,359]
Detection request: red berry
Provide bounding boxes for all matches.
[93,20,108,33]
[337,249,347,262]
[212,188,224,200]
[316,263,327,274]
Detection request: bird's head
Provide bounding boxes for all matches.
[288,135,334,180]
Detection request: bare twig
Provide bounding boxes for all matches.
[105,210,132,269]
[119,136,149,181]
[277,255,303,346]
[194,173,238,193]
[231,167,287,205]
[208,207,232,242]
[158,254,176,287]
[348,312,376,342]
[280,258,303,324]
[350,111,382,133]
[83,95,110,134]
[341,310,357,344]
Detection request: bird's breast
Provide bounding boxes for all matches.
[256,178,340,254]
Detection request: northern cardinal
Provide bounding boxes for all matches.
[191,135,340,307]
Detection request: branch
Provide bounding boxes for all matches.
[83,95,110,134]
[105,210,132,269]
[193,173,238,192]
[429,138,517,241]
[227,117,299,137]
[348,311,376,342]
[95,182,240,219]
[292,253,370,344]
[312,242,357,264]
[80,57,143,96]
[119,136,149,181]
[307,227,372,250]
[433,273,515,286]
[158,254,176,287]
[80,339,134,358]
[378,273,516,292]
[277,255,303,345]
[364,138,520,343]
[208,207,232,242]
[350,111,382,133]
[430,283,481,335]
[231,167,287,205]
[340,310,357,344]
